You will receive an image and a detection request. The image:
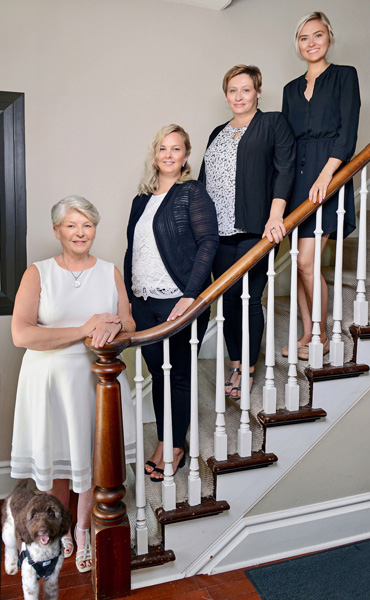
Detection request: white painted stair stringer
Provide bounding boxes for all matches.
[194,491,370,576]
[131,338,370,589]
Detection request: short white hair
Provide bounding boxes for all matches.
[294,11,335,59]
[51,195,100,226]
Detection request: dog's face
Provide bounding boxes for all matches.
[17,495,72,547]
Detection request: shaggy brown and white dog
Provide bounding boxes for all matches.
[1,480,72,600]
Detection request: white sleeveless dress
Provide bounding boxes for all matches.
[10,257,136,493]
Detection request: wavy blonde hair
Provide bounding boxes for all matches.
[138,124,192,195]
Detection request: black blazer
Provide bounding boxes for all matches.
[124,180,219,301]
[199,110,296,235]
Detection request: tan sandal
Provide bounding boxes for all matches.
[282,341,303,358]
[298,339,330,360]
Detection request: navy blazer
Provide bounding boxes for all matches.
[124,180,218,301]
[199,110,296,235]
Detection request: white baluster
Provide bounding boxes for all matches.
[238,273,252,457]
[134,347,148,555]
[263,249,277,414]
[330,186,345,366]
[214,296,227,461]
[162,338,176,511]
[309,206,324,368]
[188,319,201,506]
[285,227,300,410]
[354,166,368,325]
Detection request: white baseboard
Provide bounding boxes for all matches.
[0,461,16,498]
[197,492,370,575]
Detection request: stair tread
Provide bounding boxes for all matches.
[156,497,230,524]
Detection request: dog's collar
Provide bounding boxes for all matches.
[18,542,61,580]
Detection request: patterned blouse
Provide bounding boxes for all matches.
[204,122,248,236]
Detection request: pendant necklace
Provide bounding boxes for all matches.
[61,253,89,288]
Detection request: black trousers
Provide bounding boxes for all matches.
[131,295,210,448]
[212,234,269,366]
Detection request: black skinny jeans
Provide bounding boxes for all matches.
[212,234,269,367]
[131,295,210,448]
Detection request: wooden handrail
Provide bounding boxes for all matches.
[87,142,369,599]
[86,143,370,356]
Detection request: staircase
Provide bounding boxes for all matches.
[85,145,370,597]
[126,206,370,589]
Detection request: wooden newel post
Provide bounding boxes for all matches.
[91,351,131,599]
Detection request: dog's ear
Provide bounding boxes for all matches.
[17,505,34,545]
[60,507,72,537]
[1,500,7,529]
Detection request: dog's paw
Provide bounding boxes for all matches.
[5,557,18,575]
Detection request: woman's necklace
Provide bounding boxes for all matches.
[61,253,89,288]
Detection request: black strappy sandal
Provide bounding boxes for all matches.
[150,450,186,482]
[229,372,254,400]
[144,460,156,475]
[224,367,241,396]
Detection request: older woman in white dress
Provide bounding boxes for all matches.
[10,196,136,573]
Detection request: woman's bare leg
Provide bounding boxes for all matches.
[48,479,73,558]
[297,274,313,344]
[49,479,95,569]
[297,236,329,343]
[75,486,95,570]
[49,479,70,508]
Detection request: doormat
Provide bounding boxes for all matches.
[245,539,370,600]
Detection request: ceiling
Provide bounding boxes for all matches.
[163,0,233,10]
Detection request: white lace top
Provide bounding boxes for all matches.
[131,193,183,300]
[204,123,248,236]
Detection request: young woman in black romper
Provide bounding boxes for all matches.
[282,11,361,360]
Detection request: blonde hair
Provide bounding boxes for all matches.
[51,195,100,226]
[222,64,262,94]
[294,11,335,59]
[138,124,192,195]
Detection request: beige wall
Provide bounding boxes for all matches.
[246,388,370,516]
[1,0,369,463]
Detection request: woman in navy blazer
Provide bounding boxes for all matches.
[124,124,218,481]
[199,64,295,398]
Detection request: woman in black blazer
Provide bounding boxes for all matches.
[199,64,295,397]
[282,11,360,360]
[124,124,218,481]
